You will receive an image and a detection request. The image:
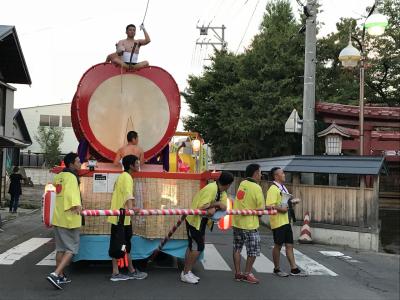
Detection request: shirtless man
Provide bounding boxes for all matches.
[106,24,151,70]
[114,131,145,168]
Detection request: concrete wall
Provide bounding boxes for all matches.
[292,224,380,252]
[19,103,78,154]
[24,168,54,185]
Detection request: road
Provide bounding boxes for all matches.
[0,211,399,300]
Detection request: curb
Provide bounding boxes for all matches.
[0,208,39,226]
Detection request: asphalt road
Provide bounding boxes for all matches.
[0,211,399,300]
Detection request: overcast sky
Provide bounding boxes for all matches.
[2,0,372,117]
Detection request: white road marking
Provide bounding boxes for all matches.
[240,248,274,273]
[36,250,56,266]
[282,247,338,276]
[319,251,344,257]
[201,244,231,271]
[0,238,52,265]
[320,251,360,263]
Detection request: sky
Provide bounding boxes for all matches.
[1,0,373,120]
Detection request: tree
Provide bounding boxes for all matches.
[317,0,400,106]
[35,126,64,167]
[183,0,304,163]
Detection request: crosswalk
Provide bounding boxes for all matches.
[0,238,52,265]
[1,238,340,276]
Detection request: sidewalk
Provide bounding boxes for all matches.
[0,183,44,230]
[0,208,39,229]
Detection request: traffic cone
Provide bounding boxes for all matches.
[218,198,232,231]
[298,212,313,244]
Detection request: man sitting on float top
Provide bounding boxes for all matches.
[106,23,151,70]
[114,131,145,169]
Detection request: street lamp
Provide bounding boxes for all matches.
[338,33,361,68]
[364,9,388,36]
[338,2,388,156]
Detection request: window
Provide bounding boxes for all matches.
[39,115,60,127]
[39,115,49,126]
[62,116,72,127]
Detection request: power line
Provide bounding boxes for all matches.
[235,0,261,54]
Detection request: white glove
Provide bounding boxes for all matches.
[140,23,145,31]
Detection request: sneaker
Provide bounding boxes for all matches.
[127,270,148,280]
[188,271,200,281]
[242,273,259,284]
[290,268,307,277]
[46,272,62,290]
[58,274,72,284]
[110,273,130,281]
[234,273,245,282]
[180,271,198,284]
[274,268,289,277]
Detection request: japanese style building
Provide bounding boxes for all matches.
[316,102,400,209]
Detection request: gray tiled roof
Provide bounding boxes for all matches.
[211,155,387,175]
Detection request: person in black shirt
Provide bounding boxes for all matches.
[8,167,23,213]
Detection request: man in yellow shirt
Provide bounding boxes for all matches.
[232,164,265,284]
[181,171,234,284]
[108,155,148,281]
[266,167,306,277]
[46,153,82,290]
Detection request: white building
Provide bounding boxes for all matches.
[19,103,78,154]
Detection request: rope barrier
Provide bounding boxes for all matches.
[81,208,277,216]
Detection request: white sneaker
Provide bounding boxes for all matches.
[188,271,200,281]
[180,271,198,284]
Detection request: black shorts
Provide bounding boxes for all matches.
[186,219,207,252]
[272,224,294,245]
[110,224,133,253]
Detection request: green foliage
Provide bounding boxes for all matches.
[183,0,303,163]
[34,126,64,167]
[317,0,400,106]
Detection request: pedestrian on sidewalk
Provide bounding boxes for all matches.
[232,164,265,284]
[8,167,23,213]
[266,167,306,277]
[181,171,234,284]
[46,152,82,290]
[108,155,148,282]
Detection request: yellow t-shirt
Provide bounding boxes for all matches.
[232,179,264,230]
[107,172,134,226]
[266,184,289,229]
[52,172,82,229]
[186,182,228,230]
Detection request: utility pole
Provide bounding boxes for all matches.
[301,0,317,184]
[196,25,227,51]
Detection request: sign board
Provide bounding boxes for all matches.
[93,173,108,193]
[285,109,303,133]
[107,173,120,193]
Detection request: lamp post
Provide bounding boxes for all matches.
[338,2,388,156]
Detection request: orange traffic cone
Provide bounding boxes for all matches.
[218,199,232,231]
[298,212,313,244]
